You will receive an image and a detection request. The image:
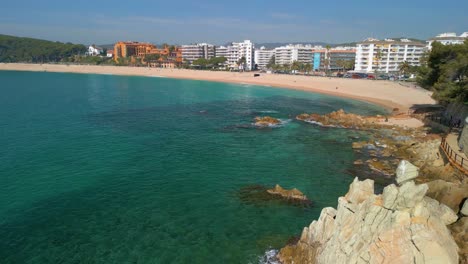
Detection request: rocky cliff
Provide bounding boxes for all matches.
[278,161,460,264]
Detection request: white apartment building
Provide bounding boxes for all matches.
[254,46,275,69]
[354,38,426,73]
[274,45,313,65]
[181,43,215,63]
[234,40,255,70]
[219,40,255,70]
[426,32,468,50]
[215,46,228,58]
[87,45,103,56]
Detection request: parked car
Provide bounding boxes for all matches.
[352,73,368,79]
[377,74,389,80]
[367,74,376,80]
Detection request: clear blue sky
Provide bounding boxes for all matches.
[1,0,467,45]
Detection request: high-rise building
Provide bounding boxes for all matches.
[426,32,468,50]
[113,41,182,67]
[218,40,255,70]
[181,43,215,64]
[274,45,313,65]
[312,47,356,71]
[114,41,155,60]
[215,46,228,58]
[354,38,426,73]
[233,40,255,70]
[254,47,275,69]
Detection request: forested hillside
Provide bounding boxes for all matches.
[0,34,86,63]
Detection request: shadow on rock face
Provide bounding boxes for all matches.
[237,185,313,208]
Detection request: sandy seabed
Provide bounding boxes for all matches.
[0,63,435,127]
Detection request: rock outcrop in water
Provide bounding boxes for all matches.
[267,184,311,204]
[254,116,282,127]
[237,185,311,207]
[300,110,464,181]
[278,160,459,264]
[296,109,388,130]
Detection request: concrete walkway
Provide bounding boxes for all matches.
[444,132,468,174]
[446,132,467,160]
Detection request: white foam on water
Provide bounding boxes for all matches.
[257,249,280,264]
[257,110,279,114]
[303,120,344,128]
[253,119,292,128]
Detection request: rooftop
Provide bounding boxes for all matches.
[358,38,424,45]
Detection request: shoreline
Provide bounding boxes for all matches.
[0,63,436,113]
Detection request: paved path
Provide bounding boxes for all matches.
[446,132,467,160]
[444,132,468,174]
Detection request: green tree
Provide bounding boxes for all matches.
[169,45,176,54]
[325,45,331,73]
[291,60,301,72]
[375,48,383,73]
[237,56,247,70]
[336,60,354,71]
[193,58,209,68]
[417,41,468,104]
[303,63,312,74]
[0,34,86,63]
[209,57,227,68]
[398,61,411,75]
[145,53,161,62]
[266,55,276,69]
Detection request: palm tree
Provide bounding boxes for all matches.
[237,56,247,71]
[169,45,176,53]
[375,48,382,73]
[266,55,276,69]
[291,60,301,73]
[399,61,410,75]
[325,45,331,74]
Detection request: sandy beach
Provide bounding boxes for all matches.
[0,63,435,114]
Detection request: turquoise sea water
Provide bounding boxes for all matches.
[0,71,386,263]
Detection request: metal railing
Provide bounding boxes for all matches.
[440,137,468,175]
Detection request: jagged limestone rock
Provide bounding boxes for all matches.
[395,181,428,210]
[396,160,419,185]
[450,217,468,263]
[382,184,398,210]
[461,200,468,216]
[422,197,458,225]
[426,180,468,214]
[278,175,459,264]
[344,177,374,204]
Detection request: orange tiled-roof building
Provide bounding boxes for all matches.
[113,41,182,67]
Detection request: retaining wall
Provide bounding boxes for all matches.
[459,118,468,157]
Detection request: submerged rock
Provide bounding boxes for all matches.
[254,116,282,127]
[278,161,459,264]
[237,185,311,207]
[266,184,311,204]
